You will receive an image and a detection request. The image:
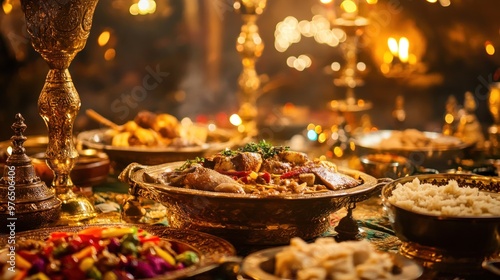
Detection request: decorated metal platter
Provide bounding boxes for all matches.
[0,224,236,280]
[120,140,384,245]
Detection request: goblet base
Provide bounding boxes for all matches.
[57,189,96,222]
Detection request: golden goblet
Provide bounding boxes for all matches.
[21,0,99,222]
[234,0,266,137]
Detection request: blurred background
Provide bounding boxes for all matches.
[0,0,499,143]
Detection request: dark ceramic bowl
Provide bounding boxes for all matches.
[381,174,500,272]
[120,162,383,246]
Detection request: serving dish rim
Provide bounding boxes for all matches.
[352,129,473,152]
[240,245,424,280]
[77,128,214,152]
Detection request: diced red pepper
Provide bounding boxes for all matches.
[280,167,310,179]
[77,227,104,238]
[48,232,71,241]
[139,235,160,244]
[43,245,54,256]
[260,171,271,183]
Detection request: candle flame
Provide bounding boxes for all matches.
[387,38,398,56]
[398,37,409,63]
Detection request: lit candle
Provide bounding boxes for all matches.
[387,37,398,57]
[398,37,409,63]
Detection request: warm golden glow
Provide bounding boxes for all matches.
[445,113,454,124]
[307,123,316,130]
[349,141,356,151]
[320,0,333,3]
[330,100,339,109]
[439,0,451,7]
[409,54,417,65]
[383,52,393,64]
[366,0,378,3]
[387,38,398,56]
[98,31,110,47]
[427,0,437,3]
[130,0,156,16]
[331,62,341,71]
[380,64,390,74]
[6,146,12,156]
[356,62,366,71]
[314,125,322,134]
[229,114,242,126]
[398,37,409,63]
[333,146,344,158]
[318,133,327,143]
[485,41,495,55]
[341,0,358,14]
[104,48,116,61]
[2,1,12,14]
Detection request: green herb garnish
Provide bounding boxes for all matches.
[236,140,289,159]
[176,157,205,171]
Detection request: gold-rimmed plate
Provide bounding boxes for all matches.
[77,128,242,172]
[241,246,423,280]
[0,223,236,279]
[352,130,473,170]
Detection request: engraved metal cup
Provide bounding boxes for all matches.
[21,0,100,222]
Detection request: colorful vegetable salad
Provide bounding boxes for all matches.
[0,226,200,280]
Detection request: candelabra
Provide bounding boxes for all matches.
[21,0,99,222]
[234,0,266,137]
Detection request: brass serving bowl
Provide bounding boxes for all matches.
[381,174,500,274]
[359,153,415,179]
[120,162,383,246]
[77,128,244,173]
[353,130,473,171]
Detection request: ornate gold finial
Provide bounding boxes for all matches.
[234,0,267,137]
[0,113,61,233]
[7,113,30,165]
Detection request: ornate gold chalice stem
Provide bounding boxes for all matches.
[234,0,266,137]
[21,0,99,221]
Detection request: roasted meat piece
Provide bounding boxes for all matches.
[163,164,244,193]
[205,152,263,172]
[310,166,360,190]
